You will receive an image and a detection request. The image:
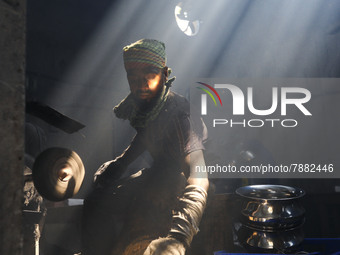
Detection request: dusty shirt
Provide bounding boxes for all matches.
[111,91,208,252]
[133,90,207,173]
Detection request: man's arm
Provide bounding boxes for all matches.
[116,133,146,167]
[186,150,209,191]
[166,149,209,246]
[143,150,209,255]
[94,133,146,186]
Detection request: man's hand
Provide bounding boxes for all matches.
[143,237,185,255]
[93,159,126,187]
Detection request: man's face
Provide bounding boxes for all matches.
[127,66,165,102]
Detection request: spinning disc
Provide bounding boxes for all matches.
[32,147,85,201]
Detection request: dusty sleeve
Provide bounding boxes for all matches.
[170,111,208,157]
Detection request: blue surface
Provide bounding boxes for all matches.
[303,238,340,255]
[214,238,340,255]
[214,253,320,255]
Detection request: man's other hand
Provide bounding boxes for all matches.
[93,159,126,187]
[143,237,185,255]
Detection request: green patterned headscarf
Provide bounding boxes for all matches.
[123,39,166,70]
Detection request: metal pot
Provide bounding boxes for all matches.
[237,223,305,251]
[236,185,305,230]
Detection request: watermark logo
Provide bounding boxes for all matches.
[194,81,312,128]
[196,82,223,115]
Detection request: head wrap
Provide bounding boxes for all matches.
[123,39,166,70]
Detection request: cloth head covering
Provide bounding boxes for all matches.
[123,39,166,70]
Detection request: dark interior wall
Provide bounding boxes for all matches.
[0,0,26,254]
[25,0,130,195]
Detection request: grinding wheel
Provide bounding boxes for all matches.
[32,147,85,201]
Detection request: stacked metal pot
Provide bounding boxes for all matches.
[235,185,305,253]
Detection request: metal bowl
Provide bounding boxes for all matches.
[237,223,305,251]
[236,185,305,200]
[236,185,305,230]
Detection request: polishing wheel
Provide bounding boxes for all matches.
[32,147,85,201]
